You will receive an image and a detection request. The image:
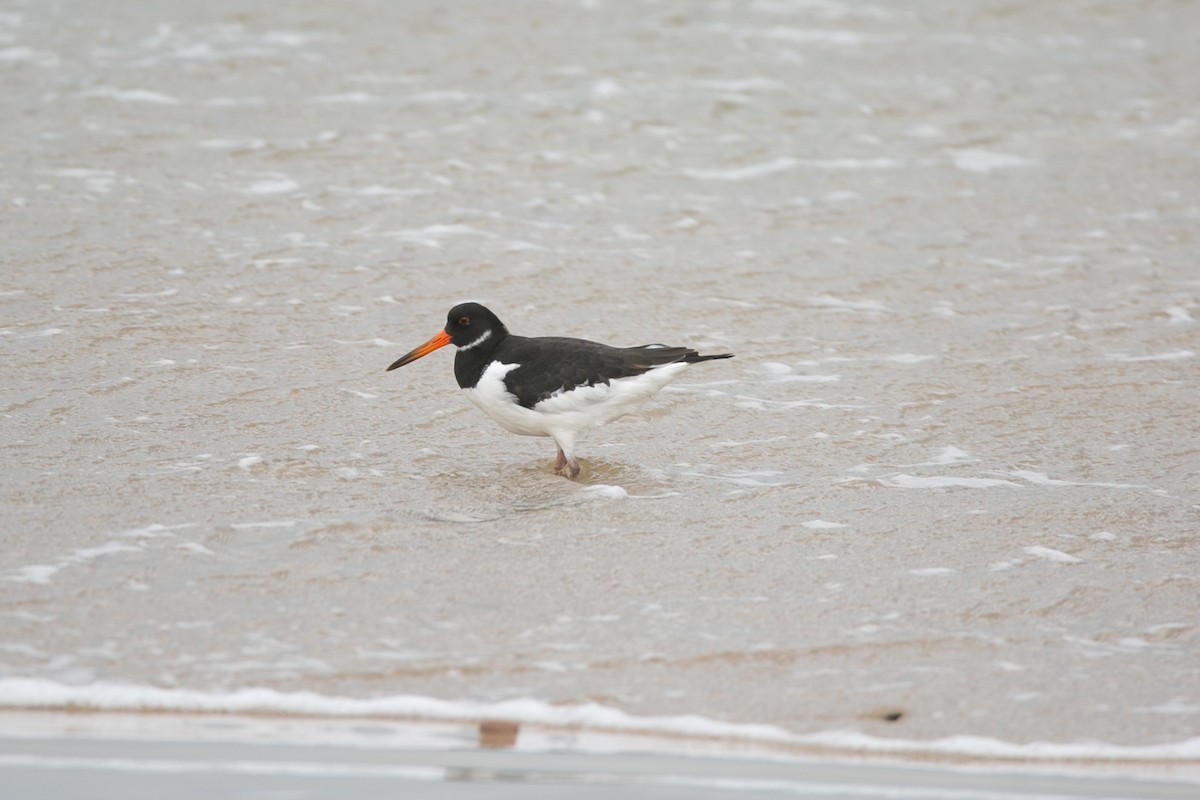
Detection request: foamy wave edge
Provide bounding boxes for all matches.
[1,678,1197,763]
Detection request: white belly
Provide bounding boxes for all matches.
[462,360,689,440]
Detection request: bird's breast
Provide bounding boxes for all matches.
[462,361,550,437]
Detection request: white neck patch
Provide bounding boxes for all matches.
[458,328,493,352]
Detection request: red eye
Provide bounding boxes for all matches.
[458,316,471,326]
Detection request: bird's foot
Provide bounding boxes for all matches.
[553,447,581,479]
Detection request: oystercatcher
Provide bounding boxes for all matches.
[386,302,733,478]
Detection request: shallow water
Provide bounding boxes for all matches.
[3,712,1198,800]
[2,0,1199,755]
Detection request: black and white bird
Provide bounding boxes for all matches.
[386,303,733,478]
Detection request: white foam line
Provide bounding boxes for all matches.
[880,475,1020,490]
[743,27,904,47]
[949,149,1038,173]
[1023,546,1083,564]
[801,730,1200,762]
[683,157,900,181]
[1106,349,1194,362]
[1010,471,1148,490]
[310,92,379,104]
[895,447,978,468]
[684,158,799,181]
[0,753,443,781]
[808,295,890,312]
[4,542,144,585]
[1,680,1197,763]
[244,178,298,195]
[79,86,180,104]
[0,679,787,743]
[802,520,848,530]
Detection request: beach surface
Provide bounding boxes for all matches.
[2,0,1198,793]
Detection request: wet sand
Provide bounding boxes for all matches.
[2,0,1199,781]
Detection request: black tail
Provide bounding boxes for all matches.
[683,351,734,363]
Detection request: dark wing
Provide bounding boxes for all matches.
[499,336,708,408]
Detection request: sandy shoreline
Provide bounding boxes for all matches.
[4,2,1199,796]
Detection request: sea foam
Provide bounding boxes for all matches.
[1,679,1197,764]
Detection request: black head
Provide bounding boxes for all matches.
[443,302,507,348]
[386,302,507,371]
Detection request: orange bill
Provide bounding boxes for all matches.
[386,329,452,371]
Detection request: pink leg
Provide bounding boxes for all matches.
[553,445,581,479]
